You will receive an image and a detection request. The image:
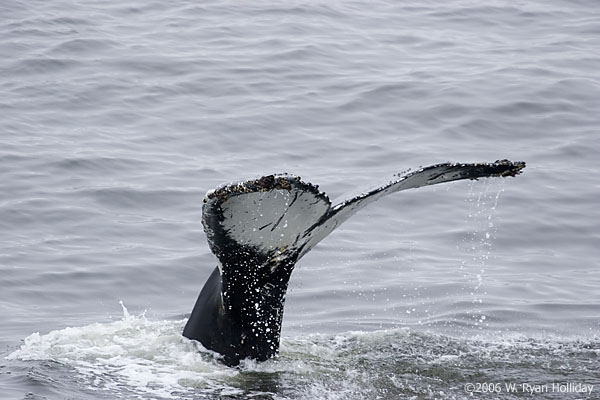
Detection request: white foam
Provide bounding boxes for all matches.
[7,303,238,399]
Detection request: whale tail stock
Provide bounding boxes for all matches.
[183,159,525,365]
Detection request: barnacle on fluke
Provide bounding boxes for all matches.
[206,173,327,203]
[185,160,525,366]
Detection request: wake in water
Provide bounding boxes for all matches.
[7,303,599,400]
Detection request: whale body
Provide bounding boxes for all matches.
[183,160,525,365]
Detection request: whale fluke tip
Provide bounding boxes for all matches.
[496,159,526,177]
[479,159,526,178]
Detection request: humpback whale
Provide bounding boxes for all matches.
[183,160,525,365]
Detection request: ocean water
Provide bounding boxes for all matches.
[1,0,599,399]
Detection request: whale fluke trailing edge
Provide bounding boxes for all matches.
[183,160,526,365]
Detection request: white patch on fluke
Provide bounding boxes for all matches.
[219,188,330,251]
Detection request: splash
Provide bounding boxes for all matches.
[7,303,237,399]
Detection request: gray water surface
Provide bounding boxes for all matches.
[1,0,599,399]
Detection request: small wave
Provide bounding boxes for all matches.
[6,58,82,76]
[49,38,119,55]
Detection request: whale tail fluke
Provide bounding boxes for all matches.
[184,159,525,365]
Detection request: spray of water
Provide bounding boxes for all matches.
[461,179,506,329]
